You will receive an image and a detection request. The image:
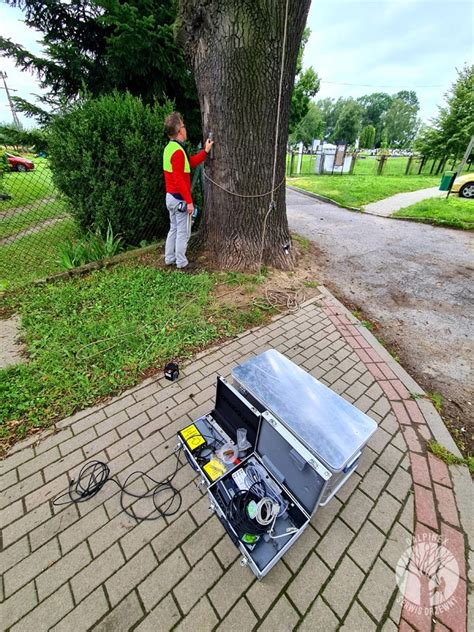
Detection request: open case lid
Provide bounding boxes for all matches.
[257,411,331,515]
[232,349,378,470]
[212,377,260,448]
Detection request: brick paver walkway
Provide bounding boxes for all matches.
[1,288,471,631]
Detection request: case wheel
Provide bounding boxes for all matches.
[240,557,248,567]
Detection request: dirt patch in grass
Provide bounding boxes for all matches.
[137,235,322,311]
[0,315,27,369]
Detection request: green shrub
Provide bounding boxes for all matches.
[48,92,172,246]
[56,222,124,270]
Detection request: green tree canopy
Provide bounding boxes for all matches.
[357,92,393,144]
[382,98,420,148]
[359,124,376,149]
[333,99,362,144]
[415,65,474,159]
[289,102,325,147]
[315,97,346,141]
[0,123,48,152]
[289,28,320,132]
[0,0,200,135]
[393,90,419,108]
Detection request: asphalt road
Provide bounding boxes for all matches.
[287,187,473,431]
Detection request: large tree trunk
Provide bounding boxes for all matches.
[178,0,311,270]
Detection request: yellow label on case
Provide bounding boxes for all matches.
[203,459,226,481]
[180,424,206,451]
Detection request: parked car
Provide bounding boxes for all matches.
[5,153,35,172]
[451,173,474,198]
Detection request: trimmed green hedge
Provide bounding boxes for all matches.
[48,92,172,245]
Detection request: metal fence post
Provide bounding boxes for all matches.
[377,154,386,175]
[289,151,295,176]
[417,156,426,175]
[349,153,357,175]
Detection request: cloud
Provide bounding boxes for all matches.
[0,5,46,127]
[304,0,473,122]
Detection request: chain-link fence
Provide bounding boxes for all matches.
[0,155,72,285]
[0,152,205,287]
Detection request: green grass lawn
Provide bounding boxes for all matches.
[287,174,440,208]
[0,264,270,448]
[1,158,57,210]
[393,196,474,230]
[0,197,68,240]
[0,218,79,288]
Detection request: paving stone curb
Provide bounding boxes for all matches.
[316,286,470,632]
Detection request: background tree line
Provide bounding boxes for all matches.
[290,90,421,150]
[290,64,473,161]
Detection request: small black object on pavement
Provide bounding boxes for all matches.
[164,362,179,381]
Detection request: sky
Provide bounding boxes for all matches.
[304,0,473,122]
[0,0,473,128]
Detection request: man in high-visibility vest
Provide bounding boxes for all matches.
[163,112,214,269]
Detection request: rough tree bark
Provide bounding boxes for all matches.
[178,0,311,270]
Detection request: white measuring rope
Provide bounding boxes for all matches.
[203,172,286,199]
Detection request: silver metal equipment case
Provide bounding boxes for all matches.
[208,409,333,579]
[232,349,378,506]
[181,349,377,580]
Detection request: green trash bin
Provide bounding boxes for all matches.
[439,171,455,191]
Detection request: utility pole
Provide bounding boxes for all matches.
[0,71,21,129]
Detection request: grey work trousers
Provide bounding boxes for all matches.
[164,193,191,268]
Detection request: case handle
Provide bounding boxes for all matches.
[262,455,285,484]
[289,448,307,472]
[343,452,361,473]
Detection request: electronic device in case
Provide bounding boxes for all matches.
[208,410,332,579]
[176,377,260,485]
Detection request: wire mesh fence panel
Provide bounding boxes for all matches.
[352,155,379,175]
[286,151,318,176]
[0,155,74,285]
[0,152,170,287]
[301,153,318,175]
[382,156,410,176]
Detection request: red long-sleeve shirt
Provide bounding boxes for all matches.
[164,147,207,204]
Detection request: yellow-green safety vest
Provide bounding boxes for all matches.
[163,141,190,173]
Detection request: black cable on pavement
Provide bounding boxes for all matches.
[52,454,183,522]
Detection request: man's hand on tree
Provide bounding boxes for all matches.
[205,138,214,153]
